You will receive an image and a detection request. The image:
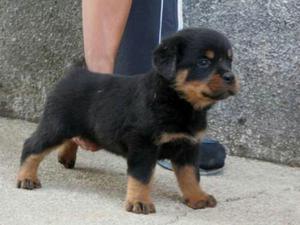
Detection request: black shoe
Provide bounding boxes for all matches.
[157,138,227,176]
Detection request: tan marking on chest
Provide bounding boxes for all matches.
[156,130,205,145]
[174,70,216,109]
[194,131,205,142]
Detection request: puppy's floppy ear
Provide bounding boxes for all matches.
[153,36,185,80]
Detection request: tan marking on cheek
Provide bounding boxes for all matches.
[174,70,215,109]
[205,50,215,59]
[175,69,189,84]
[179,82,214,109]
[207,74,225,92]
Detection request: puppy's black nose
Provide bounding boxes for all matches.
[222,72,235,84]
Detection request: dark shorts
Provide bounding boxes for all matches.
[114,0,183,75]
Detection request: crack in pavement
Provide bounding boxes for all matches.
[224,190,266,202]
[164,211,188,225]
[224,184,300,204]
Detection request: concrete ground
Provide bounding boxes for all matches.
[0,117,299,225]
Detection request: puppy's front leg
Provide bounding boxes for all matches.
[125,148,157,214]
[172,160,217,209]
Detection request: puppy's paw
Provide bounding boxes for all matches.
[57,140,77,169]
[17,178,41,190]
[125,200,156,214]
[58,156,76,169]
[185,194,217,209]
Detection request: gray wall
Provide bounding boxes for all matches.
[0,0,299,165]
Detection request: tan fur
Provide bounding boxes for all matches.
[57,140,78,164]
[126,176,152,203]
[156,131,205,145]
[17,148,53,183]
[174,70,216,109]
[207,74,225,92]
[205,50,215,59]
[194,131,205,142]
[17,140,75,184]
[172,165,217,209]
[173,165,206,199]
[125,175,156,214]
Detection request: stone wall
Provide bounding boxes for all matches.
[183,0,300,165]
[0,0,299,165]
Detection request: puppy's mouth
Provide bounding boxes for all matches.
[202,90,235,100]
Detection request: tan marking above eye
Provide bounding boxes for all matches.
[205,50,215,59]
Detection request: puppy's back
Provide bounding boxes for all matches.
[42,67,142,140]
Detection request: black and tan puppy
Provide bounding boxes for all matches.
[17,28,238,214]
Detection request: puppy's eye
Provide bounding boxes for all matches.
[197,58,211,68]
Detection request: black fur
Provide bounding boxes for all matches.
[20,28,236,185]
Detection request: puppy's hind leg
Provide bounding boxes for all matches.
[17,136,55,189]
[17,122,69,190]
[57,140,78,169]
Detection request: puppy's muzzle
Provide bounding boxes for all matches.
[222,72,235,85]
[204,72,239,100]
[223,72,239,96]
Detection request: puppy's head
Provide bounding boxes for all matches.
[153,28,239,109]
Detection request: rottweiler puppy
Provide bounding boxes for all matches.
[17,28,239,214]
